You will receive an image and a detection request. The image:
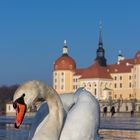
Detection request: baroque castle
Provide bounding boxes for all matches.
[53,30,140,102]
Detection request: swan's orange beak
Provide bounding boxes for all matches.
[14,102,26,128]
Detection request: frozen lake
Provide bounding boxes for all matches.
[0,113,140,140]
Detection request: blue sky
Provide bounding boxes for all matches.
[0,0,140,85]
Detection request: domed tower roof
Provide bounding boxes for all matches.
[135,50,140,64]
[54,40,76,71]
[135,51,140,58]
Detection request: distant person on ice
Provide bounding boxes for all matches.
[131,110,134,117]
[103,106,107,117]
[110,106,115,117]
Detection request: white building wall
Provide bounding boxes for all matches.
[6,103,15,114]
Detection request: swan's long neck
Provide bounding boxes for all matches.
[46,87,64,139]
[33,85,64,140]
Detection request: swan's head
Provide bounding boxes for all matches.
[13,81,44,128]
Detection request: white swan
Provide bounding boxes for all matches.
[13,80,100,140]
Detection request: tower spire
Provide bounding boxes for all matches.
[95,21,107,66]
[99,21,103,47]
[63,39,68,55]
[64,40,67,47]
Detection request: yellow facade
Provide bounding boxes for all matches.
[53,64,140,101]
[53,70,74,94]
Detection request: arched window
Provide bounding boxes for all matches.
[8,105,11,111]
[94,88,97,96]
[87,82,91,89]
[129,83,131,88]
[54,78,57,83]
[61,85,64,90]
[69,65,72,69]
[120,83,122,88]
[139,106,140,112]
[126,106,128,111]
[61,78,64,83]
[61,60,65,64]
[54,85,57,90]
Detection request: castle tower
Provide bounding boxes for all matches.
[53,40,76,94]
[117,50,125,64]
[95,24,107,66]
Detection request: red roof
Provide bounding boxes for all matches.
[108,58,134,73]
[74,57,137,78]
[75,61,112,79]
[74,68,87,75]
[54,54,76,70]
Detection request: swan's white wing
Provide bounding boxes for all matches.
[60,90,100,140]
[60,93,74,113]
[59,87,84,113]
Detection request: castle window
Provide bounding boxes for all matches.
[120,83,122,88]
[114,83,117,88]
[114,76,117,80]
[54,72,57,76]
[94,88,97,96]
[129,75,131,80]
[73,78,77,83]
[139,106,140,112]
[73,85,75,90]
[61,60,65,64]
[61,85,64,90]
[61,78,64,83]
[61,72,64,76]
[129,94,131,98]
[69,65,72,69]
[54,85,57,90]
[126,106,128,111]
[55,78,57,83]
[8,105,11,111]
[129,82,131,88]
[115,94,117,98]
[120,94,122,98]
[87,82,91,89]
[120,76,122,80]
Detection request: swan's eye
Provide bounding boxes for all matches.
[13,102,17,109]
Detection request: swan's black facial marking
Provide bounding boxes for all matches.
[13,93,27,129]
